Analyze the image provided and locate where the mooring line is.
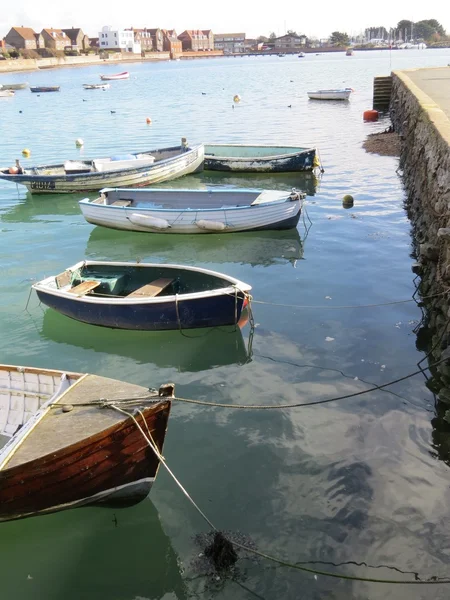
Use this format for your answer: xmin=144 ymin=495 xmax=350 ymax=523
xmin=251 ymin=289 xmax=448 ymax=311
xmin=108 ymin=403 xmax=450 ymax=585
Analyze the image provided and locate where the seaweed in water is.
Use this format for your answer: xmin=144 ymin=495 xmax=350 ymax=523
xmin=192 ymin=530 xmax=259 ymax=579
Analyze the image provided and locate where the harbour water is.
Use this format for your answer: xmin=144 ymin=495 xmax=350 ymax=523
xmin=1 ymin=49 xmax=450 ymax=599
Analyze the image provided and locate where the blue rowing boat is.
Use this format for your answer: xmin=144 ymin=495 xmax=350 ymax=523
xmin=32 ymin=260 xmax=252 ymax=331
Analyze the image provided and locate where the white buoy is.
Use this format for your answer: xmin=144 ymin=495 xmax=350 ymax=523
xmin=75 ymin=138 xmax=84 ymax=147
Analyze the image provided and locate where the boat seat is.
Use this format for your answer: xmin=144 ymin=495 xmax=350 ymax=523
xmin=110 ymin=200 xmax=132 ymax=207
xmin=128 ymin=278 xmax=174 ymax=298
xmin=55 ymin=271 xmax=72 ymax=289
xmin=68 ymin=280 xmax=101 ymax=296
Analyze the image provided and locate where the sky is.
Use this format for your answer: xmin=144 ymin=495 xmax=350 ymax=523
xmin=1 ymin=0 xmax=449 ymax=40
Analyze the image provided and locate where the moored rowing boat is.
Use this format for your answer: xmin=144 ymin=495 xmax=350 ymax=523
xmin=0 ymin=364 xmax=172 ymax=521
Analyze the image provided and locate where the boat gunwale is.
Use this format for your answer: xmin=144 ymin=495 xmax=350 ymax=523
xmin=32 ymin=260 xmax=252 ymax=304
xmin=81 ymin=187 xmax=300 ymax=212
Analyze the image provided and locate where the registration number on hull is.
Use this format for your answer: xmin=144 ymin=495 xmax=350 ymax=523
xmin=30 ymin=181 xmax=56 ymax=191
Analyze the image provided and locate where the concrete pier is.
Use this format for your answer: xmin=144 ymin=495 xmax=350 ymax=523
xmin=390 ymin=67 xmax=450 ymax=399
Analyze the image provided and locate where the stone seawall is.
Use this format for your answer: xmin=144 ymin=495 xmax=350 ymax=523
xmin=390 ymin=70 xmax=450 ymax=399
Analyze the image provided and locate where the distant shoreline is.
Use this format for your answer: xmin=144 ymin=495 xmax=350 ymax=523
xmin=0 ymin=45 xmax=445 ymax=76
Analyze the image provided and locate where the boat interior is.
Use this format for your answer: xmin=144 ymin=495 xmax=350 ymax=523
xmin=95 ymin=189 xmax=287 ymax=209
xmin=0 ymin=367 xmax=79 ymax=440
xmin=50 ymin=264 xmax=234 ymax=299
xmin=205 ymin=145 xmax=307 ymax=157
xmin=0 ymin=147 xmax=189 ymax=177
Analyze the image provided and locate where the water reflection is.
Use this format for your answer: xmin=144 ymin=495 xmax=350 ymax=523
xmin=0 ymin=500 xmax=188 ymax=600
xmin=40 ymin=309 xmax=253 ymax=372
xmin=86 ymin=226 xmax=304 ymax=267
xmin=0 ymin=192 xmax=85 ymax=222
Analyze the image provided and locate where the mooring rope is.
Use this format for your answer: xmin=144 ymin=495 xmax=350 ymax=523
xmin=106 ymin=402 xmax=450 ymax=585
xmin=251 ymin=289 xmax=448 ymax=311
xmin=54 ymin=356 xmax=450 ymax=411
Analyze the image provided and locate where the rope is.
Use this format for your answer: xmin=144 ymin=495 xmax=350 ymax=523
xmin=251 ymin=290 xmax=448 ymax=311
xmin=106 ymin=403 xmax=450 ymax=585
xmin=55 ymin=356 xmax=450 ymax=412
xmin=171 ymin=356 xmax=449 ymax=410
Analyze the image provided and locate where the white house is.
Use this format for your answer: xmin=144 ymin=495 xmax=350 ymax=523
xmin=98 ymin=26 xmax=141 ymax=53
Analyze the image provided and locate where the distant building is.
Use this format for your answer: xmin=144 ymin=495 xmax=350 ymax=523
xmin=274 ymin=34 xmax=307 ymax=48
xmin=41 ymin=29 xmax=70 ymax=51
xmin=127 ymin=28 xmax=163 ymax=52
xmin=4 ymin=26 xmax=40 ymax=50
xmin=178 ymin=30 xmax=212 ymax=51
xmin=214 ymin=33 xmax=245 ymax=53
xmin=62 ymin=28 xmax=90 ymax=51
xmin=89 ymin=37 xmax=99 ymax=48
xmin=162 ymin=29 xmax=182 ymax=54
xmin=202 ymin=30 xmax=214 ymax=49
xmin=98 ymin=26 xmax=141 ymax=53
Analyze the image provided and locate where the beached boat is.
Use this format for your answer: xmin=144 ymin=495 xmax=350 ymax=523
xmin=0 ymin=90 xmax=14 ymax=98
xmin=100 ymin=72 xmax=129 ymax=81
xmin=0 ymin=83 xmax=28 ymax=90
xmin=30 ymin=86 xmax=60 ymax=93
xmin=0 ymin=142 xmax=204 ymax=194
xmin=298 ymin=52 xmax=306 ymax=58
xmin=79 ymin=187 xmax=305 ymax=234
xmin=204 ymin=144 xmax=317 ymax=172
xmin=0 ymin=363 xmax=172 ymax=522
xmin=83 ymin=83 xmax=110 ymax=90
xmin=33 ymin=260 xmax=252 ymax=330
xmin=307 ymin=88 xmax=352 ymax=100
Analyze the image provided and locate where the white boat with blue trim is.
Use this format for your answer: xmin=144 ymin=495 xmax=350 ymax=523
xmin=79 ymin=187 xmax=305 ymax=234
xmin=0 ymin=140 xmax=204 ymax=194
xmin=204 ymin=144 xmax=317 ymax=172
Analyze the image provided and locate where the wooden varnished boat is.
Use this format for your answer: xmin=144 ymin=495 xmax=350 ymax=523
xmin=0 ymin=364 xmax=172 ymax=522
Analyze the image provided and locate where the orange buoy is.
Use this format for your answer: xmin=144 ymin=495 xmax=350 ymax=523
xmin=363 ymin=109 xmax=379 ymax=122
xmin=146 ymin=117 xmax=152 ymax=124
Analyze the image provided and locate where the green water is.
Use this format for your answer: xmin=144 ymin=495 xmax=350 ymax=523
xmin=1 ymin=49 xmax=450 ymax=599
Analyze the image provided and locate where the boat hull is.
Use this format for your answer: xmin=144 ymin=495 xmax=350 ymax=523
xmin=35 ymin=287 xmax=247 ymax=330
xmin=0 ymin=145 xmax=204 ymax=194
xmin=80 ymin=196 xmax=301 ymax=234
xmin=204 ymin=145 xmax=316 ymax=172
xmin=0 ymin=401 xmax=170 ymax=522
xmin=307 ymin=90 xmax=351 ymax=100
xmin=30 ymin=87 xmax=60 ymax=93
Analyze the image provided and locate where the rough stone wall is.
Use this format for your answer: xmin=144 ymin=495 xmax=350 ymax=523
xmin=390 ymin=71 xmax=450 ymax=398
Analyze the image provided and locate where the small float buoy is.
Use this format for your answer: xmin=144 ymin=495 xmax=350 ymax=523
xmin=75 ymin=138 xmax=84 ymax=147
xmin=146 ymin=117 xmax=152 ymax=124
xmin=233 ymin=94 xmax=241 ymax=103
xmin=343 ymin=194 xmax=354 ymax=208
xmin=363 ymin=109 xmax=379 ymax=122
xmin=22 ymin=148 xmax=31 ymax=157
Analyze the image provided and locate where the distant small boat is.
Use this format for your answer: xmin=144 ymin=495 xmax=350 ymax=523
xmin=83 ymin=83 xmax=110 ymax=90
xmin=33 ymin=260 xmax=252 ymax=330
xmin=307 ymin=88 xmax=352 ymax=100
xmin=0 ymin=82 xmax=28 ymax=90
xmin=30 ymin=86 xmax=60 ymax=93
xmin=277 ymin=53 xmax=286 ymax=57
xmin=79 ymin=187 xmax=305 ymax=234
xmin=0 ymin=363 xmax=172 ymax=522
xmin=0 ymin=90 xmax=14 ymax=98
xmin=204 ymin=144 xmax=317 ymax=172
xmin=298 ymin=52 xmax=306 ymax=58
xmin=346 ymin=48 xmax=354 ymax=56
xmin=100 ymin=72 xmax=129 ymax=81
